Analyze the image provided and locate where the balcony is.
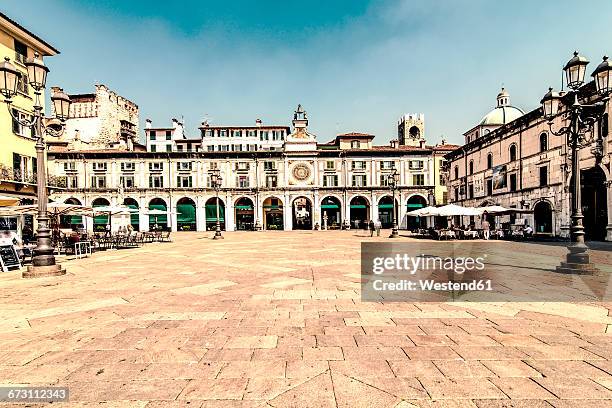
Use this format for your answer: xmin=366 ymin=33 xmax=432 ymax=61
xmin=0 ymin=165 xmax=67 ymax=188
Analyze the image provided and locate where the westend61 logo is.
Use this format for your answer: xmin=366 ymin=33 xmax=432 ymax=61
xmin=372 ymin=254 xmax=486 ymax=275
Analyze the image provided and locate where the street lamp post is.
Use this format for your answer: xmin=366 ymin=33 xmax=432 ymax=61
xmin=0 ymin=55 xmax=71 ymax=278
xmin=540 ymin=52 xmax=612 ymax=274
xmin=210 ymin=169 xmax=224 ymax=240
xmin=388 ymin=169 xmax=399 ymax=238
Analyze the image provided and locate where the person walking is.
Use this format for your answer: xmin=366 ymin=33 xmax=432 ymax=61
xmin=374 ymin=219 xmax=381 ymax=236
xmin=368 ymin=220 xmax=375 ymax=237
xmin=482 ymin=218 xmax=490 ymax=240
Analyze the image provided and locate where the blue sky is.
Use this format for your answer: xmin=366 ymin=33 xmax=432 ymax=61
xmin=4 ymin=0 xmax=612 ymax=144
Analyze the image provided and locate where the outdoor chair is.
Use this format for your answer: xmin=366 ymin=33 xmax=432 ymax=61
xmin=160 ymin=231 xmax=171 ymax=242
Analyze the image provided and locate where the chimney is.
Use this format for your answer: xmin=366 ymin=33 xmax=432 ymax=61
xmin=145 ymin=119 xmax=152 ymax=129
xmin=390 ymin=139 xmax=398 ymax=149
xmin=172 ymin=118 xmax=178 ymax=129
xmin=255 ymin=118 xmax=262 ymax=127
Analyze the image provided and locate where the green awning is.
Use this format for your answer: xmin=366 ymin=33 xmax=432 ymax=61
xmin=177 ymin=203 xmax=196 ymax=223
xmin=350 ymin=205 xmax=367 ymax=209
xmin=263 ymin=205 xmax=280 ymax=209
xmin=321 ymin=204 xmax=339 ymax=209
xmin=378 ymin=204 xmax=394 ymax=209
xmin=93 ymin=204 xmax=109 ymax=225
xmin=205 ymin=204 xmax=225 ymax=222
xmin=407 ymin=203 xmax=425 ymax=208
xmin=149 ymin=204 xmax=167 ymax=225
xmin=235 ymin=205 xmax=253 ymax=210
xmin=126 ymin=204 xmax=139 ymax=225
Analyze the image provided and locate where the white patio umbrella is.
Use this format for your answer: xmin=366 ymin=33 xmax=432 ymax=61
xmin=11 ymin=203 xmax=93 ymax=216
xmin=433 ymin=204 xmax=482 ymax=217
xmin=478 ymin=205 xmax=509 ymax=214
xmin=92 ymin=205 xmax=139 ymax=215
xmin=405 ymin=206 xmax=437 ymax=216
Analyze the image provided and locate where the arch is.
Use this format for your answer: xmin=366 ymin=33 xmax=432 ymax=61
xmin=509 ymin=143 xmax=517 ymax=161
xmin=454 ymin=166 xmax=459 ymax=179
xmin=409 ymin=126 xmax=420 ymax=139
xmin=92 ymin=197 xmax=110 ymax=232
xmin=377 ymin=195 xmax=399 ymax=229
xmin=148 ymin=197 xmax=168 ymax=231
xmin=292 ymin=196 xmax=313 ymax=230
xmin=60 ymin=197 xmax=83 ymax=229
xmin=539 ymin=132 xmax=548 ymax=152
xmin=262 ymin=196 xmax=283 ymax=230
xmin=176 ymin=197 xmax=196 ymax=231
xmin=235 ymin=196 xmax=255 ymax=231
xmin=533 ymin=200 xmax=553 ymax=234
xmin=405 ymin=194 xmax=427 ymax=231
xmin=349 ymin=195 xmax=370 ymax=229
xmin=123 ymin=197 xmax=140 ymax=231
xmin=487 ymin=153 xmax=493 ymax=169
xmin=581 ymin=166 xmax=608 ymax=240
xmin=320 ymin=196 xmax=342 ymax=229
xmin=205 ymin=196 xmax=225 ymax=231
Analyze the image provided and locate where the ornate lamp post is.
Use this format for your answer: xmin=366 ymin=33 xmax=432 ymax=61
xmin=210 ymin=169 xmax=224 ymax=240
xmin=540 ymin=51 xmax=612 ymax=274
xmin=0 ymin=55 xmax=71 ymax=278
xmin=388 ymin=168 xmax=400 ymax=238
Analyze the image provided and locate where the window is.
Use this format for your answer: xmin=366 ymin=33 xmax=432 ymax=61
xmin=177 ymin=145 xmax=183 ymax=152
xmin=260 ymin=131 xmax=269 ymax=141
xmin=412 ymin=174 xmax=425 ymax=186
xmin=92 ymin=162 xmax=107 ymax=171
xmin=454 ymin=166 xmax=459 ymax=179
xmin=468 ymin=183 xmax=474 ymax=198
xmin=600 ymin=113 xmax=609 ymax=137
xmin=509 ymin=144 xmax=517 ymax=161
xmin=352 ymin=174 xmax=367 ymax=187
xmin=248 ymin=130 xmax=256 ymax=137
xmin=487 ymin=153 xmax=493 ymax=169
xmin=16 ymin=73 xmax=28 ymax=95
xmin=177 ymin=162 xmax=192 ymax=171
xmin=204 ymin=129 xmax=213 ymax=137
xmin=149 ymin=162 xmax=163 ymax=171
xmin=439 ymin=173 xmax=445 ymax=185
xmin=166 ymin=145 xmax=172 ymax=152
xmin=149 ymin=130 xmax=156 ymax=140
xmin=469 ymin=160 xmax=474 ymax=175
xmin=486 ymin=179 xmax=493 ymax=195
xmin=236 ymin=162 xmax=250 ymax=171
xmin=380 ymin=175 xmax=390 ymax=187
xmin=266 ymin=175 xmax=277 ymax=187
xmin=539 ymin=166 xmax=548 ymax=186
xmin=325 ymin=161 xmax=335 ymax=170
xmin=14 ymin=39 xmax=27 ymax=64
xmin=264 ymin=161 xmax=276 ymax=171
xmin=64 ymin=162 xmax=76 ymax=172
xmin=237 ymin=175 xmax=249 ymax=188
xmin=350 ymin=140 xmax=361 ymax=149
xmin=454 ymin=187 xmax=459 ymax=201
xmin=272 ymin=130 xmax=281 ymax=140
xmin=166 ymin=130 xmax=172 ymax=140
xmin=121 ymin=162 xmax=135 ymax=172
xmin=207 ymin=145 xmax=214 ymax=152
xmin=409 ymin=160 xmax=424 ymax=170
xmin=150 ymin=145 xmax=156 ymax=152
xmin=233 ymin=130 xmax=241 ymax=137
xmin=220 ymin=130 xmax=228 ymax=137
xmin=120 ymin=176 xmax=135 ymax=188
xmin=12 ymin=109 xmax=33 ymax=137
xmin=539 ymin=133 xmax=548 ymax=152
xmin=509 ymin=173 xmax=517 ymax=192
xmin=323 ymin=174 xmax=338 ymax=187
xmin=219 ymin=145 xmax=229 ymax=152
xmin=381 ymin=161 xmax=395 ymax=170
xmin=177 ymin=175 xmax=193 ymax=188
xmin=352 ymin=161 xmax=366 ymax=170
xmin=66 ymin=176 xmax=78 ymax=189
xmin=209 ymin=162 xmax=218 ymax=170
xmin=149 ymin=175 xmax=163 ymax=188
xmin=91 ymin=176 xmax=106 ymax=189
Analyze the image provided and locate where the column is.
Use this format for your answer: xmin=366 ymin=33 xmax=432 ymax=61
xmin=196 ymin=195 xmax=206 ymax=232
xmin=371 ymin=192 xmax=378 ymax=223
xmin=169 ymin=197 xmax=177 ymax=232
xmin=225 ymin=192 xmax=235 ymax=231
xmin=607 ymin=180 xmax=612 ymax=241
xmin=284 ymin=193 xmax=293 ymax=231
xmin=139 ymin=195 xmax=149 ymax=232
xmin=313 ymin=190 xmax=320 ymax=229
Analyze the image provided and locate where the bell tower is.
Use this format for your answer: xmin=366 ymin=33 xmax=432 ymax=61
xmin=398 ymin=113 xmax=425 ymax=147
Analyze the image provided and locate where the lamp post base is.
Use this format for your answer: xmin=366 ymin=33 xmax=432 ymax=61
xmin=23 ymin=264 xmax=66 ymax=279
xmin=556 ymin=261 xmax=598 ymax=275
xmin=389 ymin=228 xmax=399 ymax=238
xmin=213 ymin=230 xmax=224 ymax=240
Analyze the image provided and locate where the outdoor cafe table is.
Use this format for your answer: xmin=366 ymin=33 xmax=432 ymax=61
xmin=463 ymin=230 xmax=480 ymax=239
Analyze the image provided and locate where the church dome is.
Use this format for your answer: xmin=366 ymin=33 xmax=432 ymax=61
xmin=479 ymin=87 xmax=525 ymax=125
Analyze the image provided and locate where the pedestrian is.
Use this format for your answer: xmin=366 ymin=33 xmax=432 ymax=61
xmin=368 ymin=220 xmax=375 ymax=237
xmin=482 ymin=218 xmax=490 ymax=240
xmin=105 ymin=223 xmax=111 ymax=237
xmin=375 ymin=219 xmax=381 ymax=236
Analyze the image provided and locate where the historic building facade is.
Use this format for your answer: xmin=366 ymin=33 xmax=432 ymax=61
xmin=445 ymin=87 xmax=612 ymax=241
xmin=48 ymin=106 xmax=456 ymax=232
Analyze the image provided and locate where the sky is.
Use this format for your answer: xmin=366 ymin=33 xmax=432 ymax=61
xmin=4 ymin=0 xmax=612 ymax=145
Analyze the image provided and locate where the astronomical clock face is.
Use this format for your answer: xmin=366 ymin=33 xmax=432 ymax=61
xmin=289 ymin=162 xmax=314 ymax=185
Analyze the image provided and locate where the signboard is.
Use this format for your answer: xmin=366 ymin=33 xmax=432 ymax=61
xmin=473 ymin=173 xmax=485 ymax=197
xmin=492 ymin=165 xmax=507 ymax=190
xmin=0 ymin=244 xmax=21 ymax=272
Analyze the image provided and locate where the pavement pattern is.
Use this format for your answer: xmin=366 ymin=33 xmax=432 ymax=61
xmin=0 ymin=230 xmax=611 ymax=407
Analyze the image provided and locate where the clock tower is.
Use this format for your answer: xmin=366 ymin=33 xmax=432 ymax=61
xmin=398 ymin=113 xmax=425 ymax=147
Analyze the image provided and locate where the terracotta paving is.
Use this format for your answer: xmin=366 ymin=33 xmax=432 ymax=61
xmin=0 ymin=230 xmax=611 ymax=407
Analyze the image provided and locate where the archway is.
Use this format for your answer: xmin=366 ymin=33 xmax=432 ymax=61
xmin=350 ymin=196 xmax=370 ymax=229
xmin=148 ymin=198 xmax=168 ymax=231
xmin=235 ymin=197 xmax=255 ymax=231
xmin=378 ymin=196 xmax=398 ymax=229
xmin=406 ymin=195 xmax=427 ymax=231
xmin=263 ymin=196 xmax=283 ymax=230
xmin=534 ymin=201 xmax=553 ymax=234
xmin=292 ymin=196 xmax=312 ymax=230
xmin=321 ymin=196 xmax=342 ymax=229
xmin=409 ymin=126 xmax=421 ymax=139
xmin=582 ymin=166 xmax=607 ymax=240
xmin=205 ymin=197 xmax=225 ymax=231
xmin=60 ymin=197 xmax=83 ymax=229
xmin=176 ymin=197 xmax=196 ymax=231
xmin=92 ymin=197 xmax=110 ymax=232
xmin=123 ymin=197 xmax=139 ymax=231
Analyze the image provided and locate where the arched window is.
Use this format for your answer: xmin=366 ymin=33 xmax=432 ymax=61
xmin=539 ymin=133 xmax=548 ymax=152
xmin=454 ymin=166 xmax=459 ymax=179
xmin=469 ymin=160 xmax=474 ymax=175
xmin=350 ymin=140 xmax=360 ymax=149
xmin=509 ymin=144 xmax=517 ymax=161
xmin=487 ymin=153 xmax=493 ymax=169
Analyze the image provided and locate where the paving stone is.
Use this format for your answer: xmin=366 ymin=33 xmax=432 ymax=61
xmin=419 ymin=378 xmax=507 ymax=399
xmin=534 ymin=377 xmax=612 ymax=399
xmin=488 ymin=377 xmax=557 ymax=399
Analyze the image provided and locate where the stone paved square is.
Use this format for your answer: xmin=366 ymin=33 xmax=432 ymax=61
xmin=0 ymin=230 xmax=611 ymax=407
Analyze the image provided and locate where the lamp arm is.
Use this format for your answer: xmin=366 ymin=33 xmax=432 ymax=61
xmin=547 ymin=121 xmax=569 ymax=137
xmin=41 ymin=121 xmax=66 ymax=138
xmin=5 ymin=101 xmax=38 ymax=128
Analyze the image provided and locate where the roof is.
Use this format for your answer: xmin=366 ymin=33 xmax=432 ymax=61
xmin=199 ymin=125 xmax=290 ymax=130
xmin=0 ymin=12 xmax=59 ymax=55
xmin=479 ymin=106 xmax=525 ymax=126
xmin=336 ymin=132 xmax=375 ymax=139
